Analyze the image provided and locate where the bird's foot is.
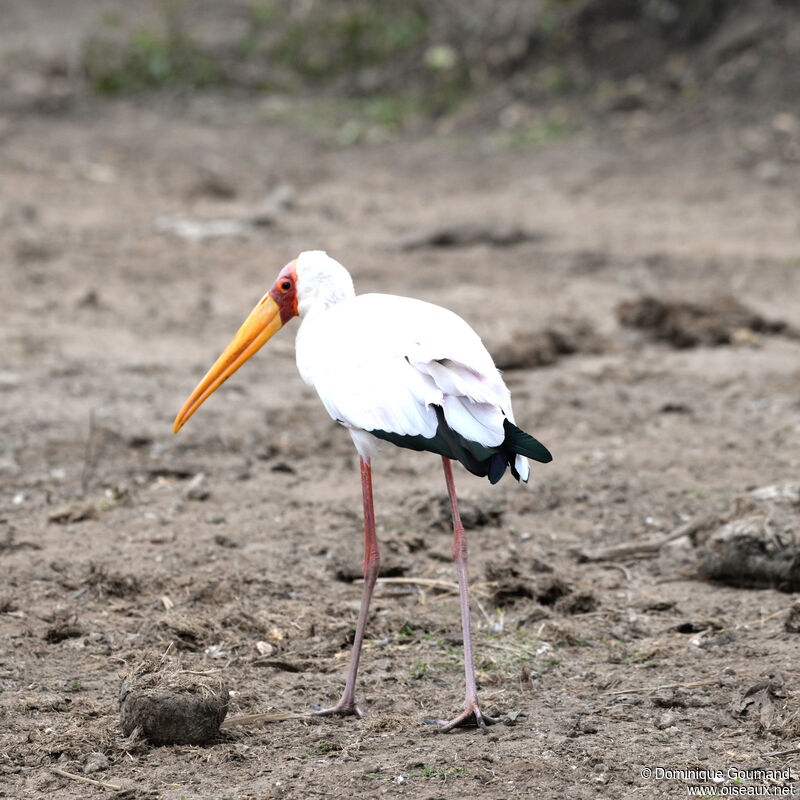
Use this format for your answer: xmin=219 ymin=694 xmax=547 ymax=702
xmin=424 ymin=700 xmax=505 ymax=733
xmin=309 ymin=698 xmax=363 ymax=719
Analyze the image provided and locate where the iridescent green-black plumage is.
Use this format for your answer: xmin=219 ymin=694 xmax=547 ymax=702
xmin=369 ymin=405 xmax=551 ymax=484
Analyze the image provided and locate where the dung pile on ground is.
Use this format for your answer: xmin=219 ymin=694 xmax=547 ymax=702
xmin=484 ymin=559 xmax=596 ymax=614
xmin=389 ymin=223 xmax=542 ymax=251
xmin=616 ymin=295 xmax=791 ymax=348
xmin=700 ymin=483 xmax=800 ymax=592
xmin=414 ymin=493 xmax=504 ymax=531
xmin=83 ymin=561 xmax=142 ymax=598
xmin=492 ymin=317 xmax=604 ymax=370
xmin=119 ymin=653 xmax=229 ymax=746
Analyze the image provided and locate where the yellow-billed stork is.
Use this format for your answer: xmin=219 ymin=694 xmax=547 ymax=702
xmin=173 ymin=250 xmax=552 ymax=731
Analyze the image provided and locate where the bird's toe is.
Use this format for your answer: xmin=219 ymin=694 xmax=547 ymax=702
xmin=423 ymin=704 xmax=505 ymax=733
xmin=309 ymin=700 xmax=363 ymax=719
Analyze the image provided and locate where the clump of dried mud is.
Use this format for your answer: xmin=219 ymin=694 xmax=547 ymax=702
xmin=617 ymin=295 xmax=792 ymax=348
xmin=119 ymin=653 xmax=229 ymax=746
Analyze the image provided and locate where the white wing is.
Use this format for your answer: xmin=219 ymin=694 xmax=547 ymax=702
xmin=295 ymin=293 xmax=528 ymax=479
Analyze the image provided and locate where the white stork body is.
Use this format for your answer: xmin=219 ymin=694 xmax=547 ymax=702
xmin=295 ymin=292 xmax=530 ymax=481
xmin=173 ymin=250 xmax=551 ymax=731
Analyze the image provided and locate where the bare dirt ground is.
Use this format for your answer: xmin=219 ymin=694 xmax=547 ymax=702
xmin=3 ymin=5 xmax=800 ymax=800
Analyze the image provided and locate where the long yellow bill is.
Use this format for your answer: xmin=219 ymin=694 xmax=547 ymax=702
xmin=173 ymin=293 xmax=283 ymax=433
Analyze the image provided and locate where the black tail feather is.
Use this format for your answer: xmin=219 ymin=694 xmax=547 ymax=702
xmin=368 ymin=406 xmax=552 ymax=484
xmin=487 ymin=452 xmax=508 ymax=484
xmin=502 ymin=419 xmax=553 ymax=464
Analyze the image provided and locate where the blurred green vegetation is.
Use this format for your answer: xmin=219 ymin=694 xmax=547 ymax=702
xmin=492 ymin=111 xmax=574 ymax=150
xmin=82 ymin=5 xmax=224 ymax=92
xmin=81 ymin=2 xmax=464 ymax=96
xmin=81 ymin=1 xmax=475 ymax=136
xmin=264 ymin=3 xmax=429 ymax=79
xmin=78 ymin=0 xmax=761 ymax=138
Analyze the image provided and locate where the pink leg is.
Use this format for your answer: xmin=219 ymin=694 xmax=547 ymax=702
xmin=426 ymin=457 xmax=505 ymax=732
xmin=312 ymin=457 xmax=379 ymax=718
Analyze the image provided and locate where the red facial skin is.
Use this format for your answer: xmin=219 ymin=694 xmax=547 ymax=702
xmin=268 ymin=261 xmax=299 ymax=325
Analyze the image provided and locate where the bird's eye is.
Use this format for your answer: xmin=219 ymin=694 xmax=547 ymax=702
xmin=280 ymin=280 xmax=292 ymax=292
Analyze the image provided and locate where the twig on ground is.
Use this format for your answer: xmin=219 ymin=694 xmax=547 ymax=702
xmin=763 ymin=747 xmax=800 ymax=758
xmin=356 ymin=576 xmax=495 ymax=602
xmin=80 ymin=410 xmax=97 ymax=496
xmin=601 ymin=562 xmax=633 ymax=581
xmin=575 ymin=514 xmax=719 ymax=563
xmin=482 ymin=641 xmax=538 ymax=657
xmin=354 ymin=577 xmax=459 ymax=591
xmin=220 ymin=712 xmax=309 ymax=728
xmin=51 ymin=768 xmax=122 ymax=791
xmin=179 ymin=666 xmax=229 ymax=676
xmin=608 ymin=679 xmax=718 ymax=696
xmin=474 ymin=597 xmax=494 ymax=627
xmin=734 ymin=607 xmax=786 ymax=630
